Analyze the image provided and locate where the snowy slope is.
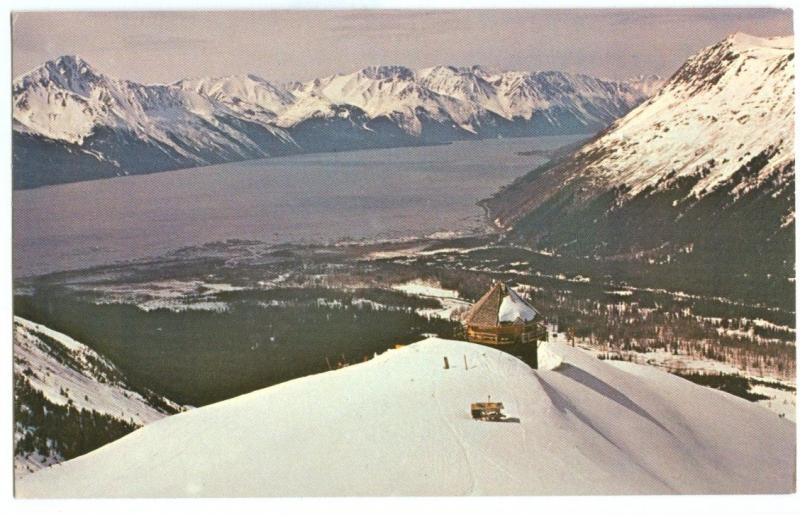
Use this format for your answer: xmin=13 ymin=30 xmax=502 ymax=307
xmin=13 ymin=316 xmax=181 ymax=478
xmin=483 ymin=33 xmax=794 ymax=271
xmin=13 ymin=316 xmax=180 ymax=422
xmin=16 ymin=337 xmax=794 ymax=497
xmin=576 ymin=33 xmax=794 ymax=201
xmin=175 ymin=74 xmax=296 ymax=126
xmin=13 ymin=57 xmax=659 ymax=188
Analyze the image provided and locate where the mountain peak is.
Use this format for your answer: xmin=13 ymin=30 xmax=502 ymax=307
xmin=51 ymin=54 xmax=90 ymax=67
xmin=357 ymin=65 xmax=415 ymax=81
xmin=15 ymin=54 xmax=105 ymax=93
xmin=591 ymin=31 xmax=794 ymax=198
xmin=724 ymin=32 xmax=794 ymax=50
xmin=42 ymin=54 xmax=101 ymax=79
xmin=421 ymin=64 xmax=460 ymax=74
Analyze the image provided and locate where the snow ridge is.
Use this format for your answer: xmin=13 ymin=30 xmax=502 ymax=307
xmin=16 ymin=337 xmax=794 ymax=497
xmin=281 ymin=65 xmax=657 ymax=135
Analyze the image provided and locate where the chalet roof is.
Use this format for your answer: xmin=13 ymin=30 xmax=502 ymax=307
xmin=463 ymin=282 xmax=539 ymax=327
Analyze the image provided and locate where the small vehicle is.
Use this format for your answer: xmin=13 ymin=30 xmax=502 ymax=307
xmin=470 ymin=401 xmax=506 ymax=421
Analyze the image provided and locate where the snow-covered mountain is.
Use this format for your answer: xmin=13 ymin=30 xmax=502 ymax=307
xmin=15 ymin=337 xmax=794 ymax=497
xmin=12 ymin=55 xmax=297 ymax=189
xmin=13 ymin=316 xmax=181 ymax=479
xmin=282 ymin=65 xmax=653 ymax=138
xmin=12 ymin=56 xmax=660 ymax=188
xmin=575 ymin=33 xmax=793 ymax=202
xmin=176 ymin=73 xmax=296 ymax=123
xmin=484 ymin=33 xmax=794 ymax=277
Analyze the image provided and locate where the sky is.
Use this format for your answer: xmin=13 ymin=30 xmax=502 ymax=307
xmin=11 ymin=8 xmax=794 ymax=84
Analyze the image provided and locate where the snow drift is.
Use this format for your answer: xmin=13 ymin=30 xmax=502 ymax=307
xmin=16 ymin=338 xmax=795 ymax=497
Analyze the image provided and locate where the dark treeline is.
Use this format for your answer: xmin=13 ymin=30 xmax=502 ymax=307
xmin=669 ymin=372 xmax=771 ymax=402
xmin=14 ymin=374 xmax=138 ymax=466
xmin=15 ymin=287 xmax=459 ymax=407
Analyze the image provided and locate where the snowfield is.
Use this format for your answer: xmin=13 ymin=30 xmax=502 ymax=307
xmin=391 ymin=279 xmax=471 ymax=319
xmin=16 ymin=337 xmax=794 ymax=497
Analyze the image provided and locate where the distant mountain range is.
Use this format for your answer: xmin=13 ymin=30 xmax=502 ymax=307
xmin=483 ymin=33 xmax=794 ymax=289
xmin=12 ymin=57 xmax=660 ymax=188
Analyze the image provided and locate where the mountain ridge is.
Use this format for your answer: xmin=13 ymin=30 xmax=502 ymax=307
xmin=482 ymin=33 xmax=794 ymax=287
xmin=12 ymin=57 xmax=661 ymax=189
